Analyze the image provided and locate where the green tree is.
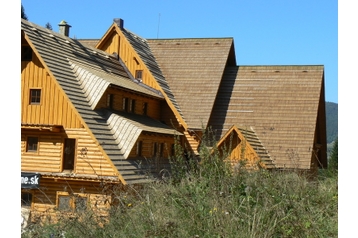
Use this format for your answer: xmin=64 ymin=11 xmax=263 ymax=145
xmin=45 ymin=22 xmax=53 ymax=30
xmin=329 ymin=138 xmax=338 ymax=171
xmin=21 ymin=4 xmax=28 ymax=20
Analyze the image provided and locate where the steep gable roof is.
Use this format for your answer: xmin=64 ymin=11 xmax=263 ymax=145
xmin=209 ymin=65 xmax=325 ymax=169
xmin=21 ymin=19 xmax=180 ymax=184
xmin=147 ymin=38 xmax=234 ymax=129
xmin=116 ymin=26 xmax=186 ymax=126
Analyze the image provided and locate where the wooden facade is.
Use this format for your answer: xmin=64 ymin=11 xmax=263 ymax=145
xmin=21 ymin=19 xmax=182 ymax=224
xmin=21 ymin=16 xmax=328 ymax=224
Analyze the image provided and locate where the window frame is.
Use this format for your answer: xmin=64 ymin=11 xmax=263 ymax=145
xmin=136 ymin=141 xmax=143 ymax=156
xmin=21 ymin=191 xmax=34 ymax=208
xmin=26 ymin=136 xmax=39 ymax=153
xmin=107 ymin=94 xmax=114 ymax=109
xmin=57 ymin=192 xmax=88 ymax=213
xmin=135 ymin=70 xmax=143 ymax=81
xmin=29 ymin=88 xmax=42 ymax=105
xmin=142 ymin=102 xmax=148 ymax=115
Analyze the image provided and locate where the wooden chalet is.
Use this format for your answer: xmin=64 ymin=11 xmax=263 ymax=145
xmin=81 ymin=18 xmax=326 ymax=173
xmin=21 ymin=17 xmax=327 ymax=222
xmin=21 ymin=19 xmax=182 ymax=223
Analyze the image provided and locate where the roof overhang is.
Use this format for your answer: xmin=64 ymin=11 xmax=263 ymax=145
xmin=21 ymin=123 xmax=63 ymax=132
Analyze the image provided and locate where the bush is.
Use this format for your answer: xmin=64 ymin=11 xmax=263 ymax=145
xmin=22 ymin=136 xmax=338 ymax=237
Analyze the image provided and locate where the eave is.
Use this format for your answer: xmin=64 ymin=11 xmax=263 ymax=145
xmin=21 ymin=123 xmax=63 ymax=132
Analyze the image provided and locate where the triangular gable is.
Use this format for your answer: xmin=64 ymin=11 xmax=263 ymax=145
xmin=216 ymin=125 xmax=266 ymax=169
xmin=96 ymin=20 xmax=188 ymax=129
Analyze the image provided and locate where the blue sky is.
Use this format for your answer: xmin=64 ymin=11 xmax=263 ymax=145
xmin=21 ymin=0 xmax=338 ymax=104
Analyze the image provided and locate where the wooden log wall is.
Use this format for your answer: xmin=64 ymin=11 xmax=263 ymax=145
xmin=23 ymin=178 xmax=113 ymax=223
xmin=21 ymin=49 xmax=82 ymax=128
xmin=96 ymin=87 xmax=162 ymax=120
xmin=128 ymin=133 xmax=175 ymax=159
xmin=21 ymin=128 xmax=117 ymax=176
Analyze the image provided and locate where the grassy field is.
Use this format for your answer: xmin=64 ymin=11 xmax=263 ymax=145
xmin=22 ymin=146 xmax=338 ymax=238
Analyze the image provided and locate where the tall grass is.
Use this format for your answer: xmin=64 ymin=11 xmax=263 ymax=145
xmin=22 ymin=142 xmax=338 ymax=238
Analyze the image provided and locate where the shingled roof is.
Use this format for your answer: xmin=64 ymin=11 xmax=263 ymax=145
xmin=21 ymin=19 xmax=181 ymax=184
xmin=209 ymin=65 xmax=326 ymax=169
xmin=147 ymin=38 xmax=235 ymax=129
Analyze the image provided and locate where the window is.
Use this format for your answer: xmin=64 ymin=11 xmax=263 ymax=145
xmin=136 ymin=141 xmax=143 ymax=156
xmin=58 ymin=193 xmax=88 ymax=212
xmin=123 ymin=97 xmax=128 ymax=111
xmin=159 ymin=143 xmax=165 ymax=157
xmin=22 ymin=46 xmax=32 ymax=61
xmin=130 ymin=99 xmax=136 ymax=113
xmin=153 ymin=142 xmax=158 ymax=157
xmin=135 ymin=70 xmax=143 ymax=81
xmin=75 ymin=196 xmax=88 ymax=212
xmin=58 ymin=195 xmax=72 ymax=211
xmin=107 ymin=94 xmax=113 ymax=109
xmin=29 ymin=89 xmax=41 ymax=105
xmin=21 ymin=192 xmax=33 ymax=207
xmin=26 ymin=137 xmax=38 ymax=152
xmin=63 ymin=138 xmax=76 ymax=170
xmin=142 ymin=102 xmax=148 ymax=115
xmin=123 ymin=97 xmax=135 ymax=113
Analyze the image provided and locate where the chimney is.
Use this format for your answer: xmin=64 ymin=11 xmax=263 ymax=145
xmin=58 ymin=20 xmax=71 ymax=37
xmin=113 ymin=18 xmax=124 ymax=29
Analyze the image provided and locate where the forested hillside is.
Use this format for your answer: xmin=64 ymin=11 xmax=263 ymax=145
xmin=326 ymin=101 xmax=338 ymax=143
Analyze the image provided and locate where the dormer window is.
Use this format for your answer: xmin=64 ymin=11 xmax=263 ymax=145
xmin=135 ymin=70 xmax=143 ymax=81
xmin=142 ymin=102 xmax=148 ymax=115
xmin=107 ymin=94 xmax=113 ymax=109
xmin=123 ymin=97 xmax=135 ymax=113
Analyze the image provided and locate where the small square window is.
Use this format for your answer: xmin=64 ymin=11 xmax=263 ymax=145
xmin=22 ymin=46 xmax=33 ymax=61
xmin=27 ymin=137 xmax=38 ymax=152
xmin=135 ymin=70 xmax=143 ymax=80
xmin=58 ymin=195 xmax=72 ymax=211
xmin=29 ymin=89 xmax=41 ymax=104
xmin=75 ymin=196 xmax=88 ymax=212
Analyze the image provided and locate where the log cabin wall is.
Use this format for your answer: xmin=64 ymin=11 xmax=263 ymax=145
xmin=21 ymin=46 xmax=82 ymax=128
xmin=96 ymin=87 xmax=162 ymax=120
xmin=128 ymin=133 xmax=176 ymax=159
xmin=21 ymin=128 xmax=118 ymax=176
xmin=22 ymin=178 xmax=114 ymax=223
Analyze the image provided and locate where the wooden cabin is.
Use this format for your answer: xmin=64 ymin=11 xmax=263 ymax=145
xmin=79 ymin=18 xmax=327 ymax=174
xmin=21 ymin=16 xmax=328 ymax=224
xmin=21 ymin=19 xmax=182 ymax=223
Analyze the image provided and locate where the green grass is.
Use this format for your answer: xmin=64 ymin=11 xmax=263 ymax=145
xmin=22 ymin=146 xmax=338 ymax=238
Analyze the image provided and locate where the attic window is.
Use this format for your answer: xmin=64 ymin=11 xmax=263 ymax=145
xmin=21 ymin=46 xmax=32 ymax=61
xmin=135 ymin=70 xmax=143 ymax=81
xmin=29 ymin=89 xmax=41 ymax=104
